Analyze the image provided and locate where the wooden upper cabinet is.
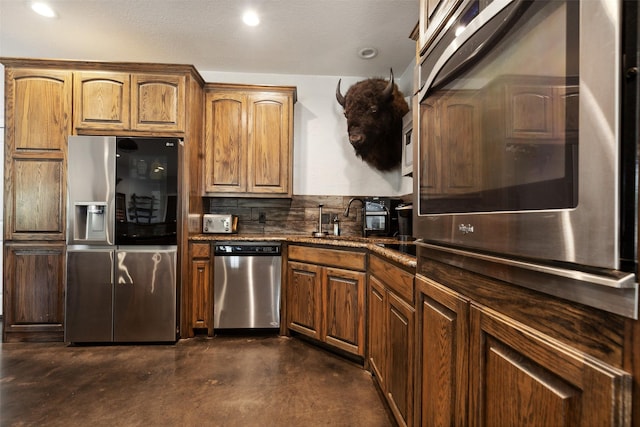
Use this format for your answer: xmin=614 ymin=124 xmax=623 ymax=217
xmin=5 ymin=68 xmax=72 ymax=241
xmin=131 ymin=73 xmax=186 ymax=132
xmin=8 ymin=68 xmax=72 ymax=153
xmin=74 ymin=71 xmax=130 ymax=130
xmin=247 ymin=92 xmax=292 ymax=194
xmin=204 ymin=91 xmax=247 ymax=193
xmin=420 ymin=90 xmax=482 ymax=197
xmin=203 ymin=84 xmax=296 ymax=197
xmin=73 ymin=71 xmax=185 ymax=132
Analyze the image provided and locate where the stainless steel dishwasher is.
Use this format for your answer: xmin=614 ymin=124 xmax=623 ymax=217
xmin=213 ymin=242 xmax=282 ymax=329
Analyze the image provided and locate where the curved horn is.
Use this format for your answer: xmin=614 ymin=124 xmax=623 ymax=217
xmin=382 ymin=68 xmax=394 ymax=101
xmin=336 ymin=79 xmax=346 ymax=107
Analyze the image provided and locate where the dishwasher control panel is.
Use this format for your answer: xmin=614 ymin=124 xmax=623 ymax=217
xmin=214 ymin=242 xmax=281 ymax=255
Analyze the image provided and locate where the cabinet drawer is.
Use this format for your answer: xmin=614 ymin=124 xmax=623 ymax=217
xmin=190 ymin=243 xmax=211 ymax=259
xmin=370 ymin=255 xmax=414 ymax=304
xmin=288 ymin=245 xmax=366 ymax=271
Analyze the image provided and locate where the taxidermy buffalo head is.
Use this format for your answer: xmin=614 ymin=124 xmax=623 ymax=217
xmin=336 ymin=69 xmax=409 ymax=171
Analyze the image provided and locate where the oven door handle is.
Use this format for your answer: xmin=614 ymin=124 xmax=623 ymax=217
xmin=421 ymin=0 xmax=532 ymax=98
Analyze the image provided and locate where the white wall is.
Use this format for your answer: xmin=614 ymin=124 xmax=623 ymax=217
xmin=199 ymin=62 xmax=414 ymax=196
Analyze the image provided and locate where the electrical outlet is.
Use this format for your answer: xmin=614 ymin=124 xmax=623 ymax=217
xmin=321 ymin=213 xmax=330 ymax=224
xmin=258 ymin=212 xmax=266 ymax=223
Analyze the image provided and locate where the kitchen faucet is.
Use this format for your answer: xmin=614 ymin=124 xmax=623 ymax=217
xmin=343 ymin=197 xmax=364 ymax=217
xmin=344 ymin=197 xmax=366 ymax=236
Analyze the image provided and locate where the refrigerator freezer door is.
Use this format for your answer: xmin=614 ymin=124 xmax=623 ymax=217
xmin=113 ymin=246 xmax=177 ymax=342
xmin=65 ymin=248 xmax=114 ymax=342
xmin=67 ymin=136 xmax=116 ymax=245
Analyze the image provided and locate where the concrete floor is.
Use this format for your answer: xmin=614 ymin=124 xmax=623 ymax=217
xmin=0 ymin=333 xmax=393 ymax=427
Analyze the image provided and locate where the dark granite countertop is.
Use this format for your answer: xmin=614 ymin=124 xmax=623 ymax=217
xmin=190 ymin=234 xmax=416 ymax=269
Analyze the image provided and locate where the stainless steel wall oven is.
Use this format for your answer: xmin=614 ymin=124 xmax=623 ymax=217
xmin=414 ymin=0 xmax=639 ymax=317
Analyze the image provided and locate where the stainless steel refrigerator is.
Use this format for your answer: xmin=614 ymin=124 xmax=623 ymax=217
xmin=65 ymin=136 xmax=179 ymax=343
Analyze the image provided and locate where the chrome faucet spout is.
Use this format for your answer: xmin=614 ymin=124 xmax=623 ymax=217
xmin=344 ymin=197 xmax=365 ymax=217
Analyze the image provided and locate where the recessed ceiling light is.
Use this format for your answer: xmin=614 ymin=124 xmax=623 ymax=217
xmin=242 ymin=10 xmax=260 ymax=27
xmin=358 ymin=47 xmax=378 ymax=60
xmin=31 ymin=2 xmax=56 ymax=18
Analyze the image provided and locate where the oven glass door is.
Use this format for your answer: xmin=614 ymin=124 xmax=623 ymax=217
xmin=418 ymin=0 xmax=579 ymax=215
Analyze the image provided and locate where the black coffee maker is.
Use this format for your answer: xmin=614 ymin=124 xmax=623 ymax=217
xmin=395 ymin=203 xmax=413 ymax=239
xmin=363 ymin=197 xmax=403 ymax=237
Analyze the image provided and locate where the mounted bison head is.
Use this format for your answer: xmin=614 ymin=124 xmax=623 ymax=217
xmin=336 ymin=69 xmax=409 ymax=171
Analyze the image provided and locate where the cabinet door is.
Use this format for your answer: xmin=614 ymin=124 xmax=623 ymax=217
xmin=440 ymin=91 xmax=482 ymax=195
xmin=419 ymin=97 xmax=442 ymax=195
xmin=368 ymin=275 xmax=388 ymax=389
xmin=387 ymin=291 xmax=415 ymax=427
xmin=73 ymin=71 xmax=130 ymax=130
xmin=5 ymin=68 xmax=71 ymax=241
xmin=247 ymin=92 xmax=292 ymax=196
xmin=416 ymin=276 xmax=469 ymax=427
xmin=3 ymin=243 xmax=65 ymax=342
xmin=505 ymin=84 xmax=554 ymax=139
xmin=323 ymin=266 xmax=366 ymax=356
xmin=204 ymin=91 xmax=247 ymax=193
xmin=131 ymin=73 xmax=185 ymax=132
xmin=190 ymin=251 xmax=212 ymax=333
xmin=287 ymin=261 xmax=323 ymax=340
xmin=469 ymin=305 xmax=631 ymax=426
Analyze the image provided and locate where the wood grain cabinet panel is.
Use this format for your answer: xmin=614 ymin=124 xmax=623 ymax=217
xmin=74 ymin=72 xmax=185 ymax=132
xmin=188 ymin=243 xmax=212 ymax=336
xmin=3 ymin=243 xmax=65 ymax=342
xmin=368 ymin=276 xmax=387 ymax=390
xmin=416 ymin=275 xmax=469 ymax=427
xmin=367 ymin=255 xmax=415 ymax=427
xmin=470 ymin=305 xmax=631 ymax=426
xmin=4 ymin=68 xmax=71 ymax=242
xmin=204 ymin=91 xmax=246 ymax=192
xmin=74 ymin=71 xmax=130 ymax=130
xmin=204 ymin=84 xmax=296 ymax=197
xmin=419 ymin=90 xmax=482 ymax=197
xmin=131 ymin=73 xmax=186 ymax=132
xmin=287 ymin=260 xmax=323 ymax=340
xmin=11 ymin=158 xmax=64 ymax=235
xmin=415 ymin=273 xmax=631 ymax=426
xmin=9 ymin=68 xmax=72 ymax=151
xmin=247 ymin=93 xmax=291 ymax=194
xmin=286 ymin=245 xmax=366 ymax=356
xmin=322 ymin=266 xmax=365 ymax=355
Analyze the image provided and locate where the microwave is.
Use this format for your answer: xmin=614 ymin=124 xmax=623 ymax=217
xmin=414 ymin=0 xmax=639 ymax=317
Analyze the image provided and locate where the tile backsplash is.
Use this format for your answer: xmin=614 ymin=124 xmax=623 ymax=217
xmin=202 ymin=195 xmax=410 ymax=237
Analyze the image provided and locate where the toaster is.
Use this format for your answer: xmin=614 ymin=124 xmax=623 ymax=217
xmin=202 ymin=214 xmax=238 ymax=234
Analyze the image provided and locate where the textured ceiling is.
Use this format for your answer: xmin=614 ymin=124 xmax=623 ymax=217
xmin=0 ymin=0 xmax=419 ymax=77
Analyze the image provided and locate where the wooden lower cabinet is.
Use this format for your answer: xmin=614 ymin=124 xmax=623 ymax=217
xmin=3 ymin=242 xmax=65 ymax=342
xmin=188 ymin=242 xmax=213 ymax=336
xmin=286 ymin=245 xmax=366 ymax=357
xmin=416 ymin=274 xmax=632 ymax=426
xmin=416 ymin=275 xmax=469 ymax=426
xmin=368 ymin=255 xmax=416 ymax=427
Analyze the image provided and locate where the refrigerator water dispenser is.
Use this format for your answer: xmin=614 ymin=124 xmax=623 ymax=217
xmin=74 ymin=202 xmax=108 ymax=241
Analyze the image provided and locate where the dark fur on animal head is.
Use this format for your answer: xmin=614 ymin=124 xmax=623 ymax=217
xmin=336 ymin=69 xmax=409 ymax=171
